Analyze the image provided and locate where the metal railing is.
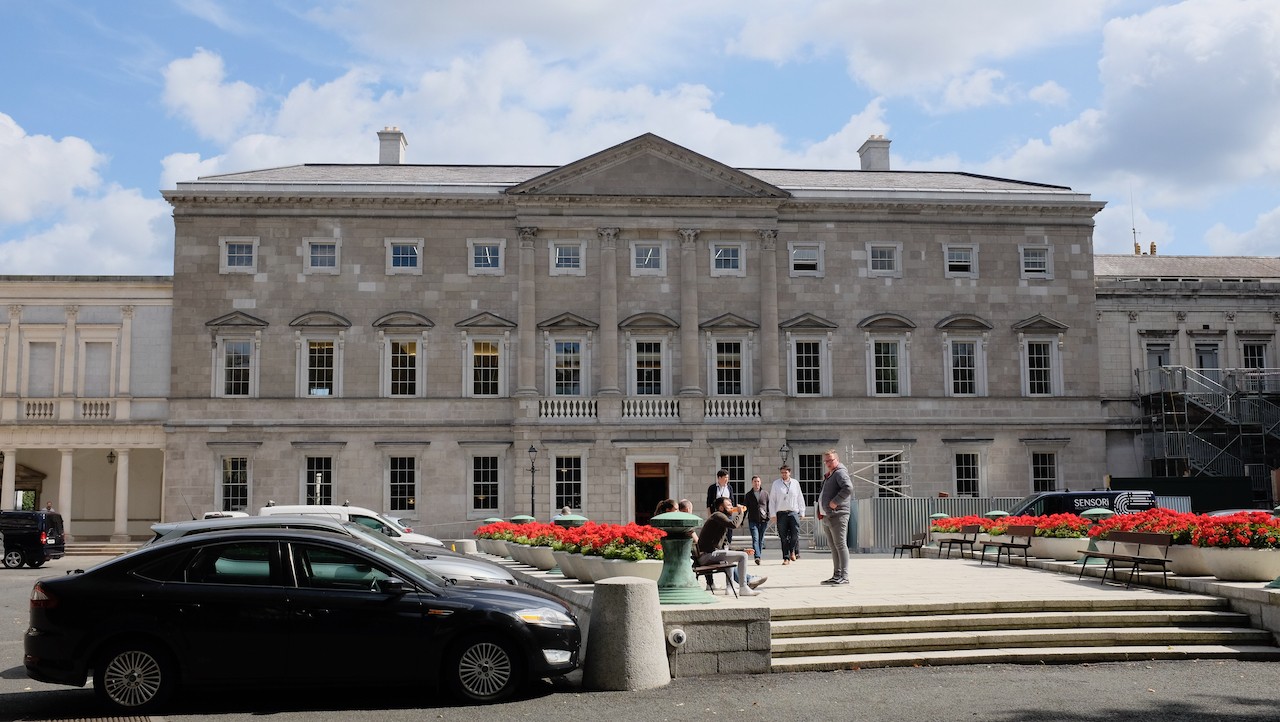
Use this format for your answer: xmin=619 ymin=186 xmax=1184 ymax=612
xmin=1144 ymin=431 xmax=1245 ymax=477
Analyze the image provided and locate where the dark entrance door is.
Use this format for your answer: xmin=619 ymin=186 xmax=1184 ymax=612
xmin=634 ymin=463 xmax=669 ymax=525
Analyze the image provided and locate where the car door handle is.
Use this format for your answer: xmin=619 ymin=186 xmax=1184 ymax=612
xmin=294 ymin=608 xmax=332 ymax=618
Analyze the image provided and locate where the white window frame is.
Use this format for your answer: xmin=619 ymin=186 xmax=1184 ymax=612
xmin=467 ymin=238 xmax=507 ymax=276
xmin=212 ymin=334 xmax=260 ymax=398
xmin=465 ymin=336 xmax=507 ymax=398
xmin=217 ymin=455 xmax=252 ymax=512
xmin=549 ymin=240 xmax=587 ymax=276
xmin=944 ymin=336 xmax=988 ymax=397
xmin=465 ymin=445 xmax=507 ymax=518
xmin=551 ymin=449 xmax=588 ymax=513
xmin=707 ymin=335 xmax=753 ymax=396
xmin=76 ymin=328 xmax=119 ymax=399
xmin=219 ymin=236 xmax=259 ymax=274
xmin=546 ymin=336 xmax=590 ymax=397
xmin=943 ymin=243 xmax=978 ymax=279
xmin=20 ymin=327 xmax=63 ymax=398
xmin=627 ymin=335 xmax=671 ymax=396
xmin=630 ymin=241 xmax=667 ymax=277
xmin=381 ymin=334 xmax=426 ymax=398
xmin=865 ymin=334 xmax=911 ymax=397
xmin=788 ymin=241 xmax=824 ymax=277
xmin=1022 ymin=439 xmax=1068 ymax=494
xmin=385 ymin=237 xmax=424 ymax=275
xmin=787 ymin=333 xmax=832 ymax=397
xmin=296 ymin=333 xmax=344 ymax=398
xmin=1019 ymin=243 xmax=1053 ymax=280
xmin=710 ymin=242 xmax=746 ymax=278
xmin=302 ymin=455 xmax=336 ymax=506
xmin=385 ymin=454 xmax=419 ymax=514
xmin=866 ymin=242 xmax=902 ymax=278
xmin=303 ymin=237 xmax=341 ymax=275
xmin=1020 ymin=334 xmax=1063 ymax=397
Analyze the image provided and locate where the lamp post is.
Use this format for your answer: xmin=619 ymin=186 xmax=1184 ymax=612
xmin=527 ymin=445 xmax=538 ymax=519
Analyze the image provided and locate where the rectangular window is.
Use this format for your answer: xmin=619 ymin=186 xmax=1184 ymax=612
xmin=306 ymin=457 xmax=333 ymax=505
xmin=220 ymin=236 xmax=258 ymax=274
xmin=554 ymin=244 xmax=581 ymax=270
xmin=468 ymin=238 xmax=506 ymax=275
xmin=1031 ymin=452 xmax=1057 ymax=493
xmin=710 ymin=243 xmax=744 ymax=276
xmin=472 ymin=456 xmax=499 ymax=511
xmin=389 ymin=457 xmax=416 ymax=512
xmin=790 ymin=243 xmax=822 ymax=276
xmin=307 ymin=341 xmax=334 ymax=396
xmin=28 ymin=342 xmax=56 ymax=397
xmin=955 ymin=453 xmax=979 ymax=497
xmin=1027 ymin=341 xmax=1053 ymax=395
xmin=951 ymin=341 xmax=977 ymax=396
xmin=221 ymin=457 xmax=249 ymax=511
xmin=1243 ymin=343 xmax=1266 ymax=369
xmin=309 ymin=241 xmax=337 ymax=269
xmin=720 ymin=454 xmax=746 ymax=499
xmin=635 ymin=341 xmax=662 ymax=395
xmin=1021 ymin=246 xmax=1050 ymax=278
xmin=869 ymin=244 xmax=898 ymax=275
xmin=226 ymin=242 xmax=255 ymax=268
xmin=223 ymin=339 xmax=252 ymax=396
xmin=876 ymin=452 xmax=904 ymax=497
xmin=715 ymin=341 xmax=743 ymax=395
xmin=554 ymin=456 xmax=582 ymax=510
xmin=472 ymin=341 xmax=500 ymax=396
xmin=874 ymin=341 xmax=900 ymax=395
xmin=554 ymin=341 xmax=582 ymax=396
xmin=797 ymin=453 xmax=823 ymax=509
xmin=946 ymin=246 xmax=974 ymax=276
xmin=390 ymin=243 xmax=419 ymax=269
xmin=632 ymin=243 xmax=664 ymax=274
xmin=389 ymin=340 xmax=417 ymax=397
xmin=795 ymin=341 xmax=822 ymax=395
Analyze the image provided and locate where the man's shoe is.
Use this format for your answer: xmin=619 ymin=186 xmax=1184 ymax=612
xmin=792 ymin=552 xmax=799 ymax=561
xmin=754 ymin=557 xmax=761 ymax=565
xmin=782 ymin=559 xmax=791 ymax=566
xmin=739 ymin=588 xmax=760 ymax=597
xmin=748 ymin=576 xmax=767 ymax=590
xmin=820 ymin=577 xmax=839 ymax=585
xmin=833 ymin=577 xmax=849 ymax=585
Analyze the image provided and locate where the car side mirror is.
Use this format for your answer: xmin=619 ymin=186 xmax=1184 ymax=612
xmin=376 ymin=577 xmax=408 ymax=595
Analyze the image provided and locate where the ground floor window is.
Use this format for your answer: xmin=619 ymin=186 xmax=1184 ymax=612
xmin=389 ymin=456 xmax=416 ymax=512
xmin=720 ymin=454 xmax=746 ymax=498
xmin=221 ymin=457 xmax=249 ymax=511
xmin=1031 ymin=452 xmax=1057 ymax=493
xmin=472 ymin=455 xmax=499 ymax=512
xmin=954 ymin=453 xmax=980 ymax=497
xmin=554 ymin=455 xmax=582 ymax=510
xmin=306 ymin=457 xmax=333 ymax=505
xmin=797 ymin=453 xmax=824 ymax=509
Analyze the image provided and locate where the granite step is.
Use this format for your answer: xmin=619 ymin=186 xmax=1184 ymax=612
xmin=771 ymin=609 xmax=1254 ymax=637
xmin=771 ymin=644 xmax=1280 ymax=672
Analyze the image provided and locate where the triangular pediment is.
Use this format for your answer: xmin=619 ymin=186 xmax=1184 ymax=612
xmin=538 ymin=312 xmax=599 ymax=330
xmin=857 ymin=313 xmax=916 ymax=330
xmin=936 ymin=313 xmax=993 ymax=331
xmin=1012 ymin=314 xmax=1069 ymax=332
xmin=372 ymin=311 xmax=434 ymax=329
xmin=699 ymin=313 xmax=759 ymax=330
xmin=456 ymin=312 xmax=517 ymax=329
xmin=289 ymin=311 xmax=351 ymax=328
xmin=206 ymin=311 xmax=268 ymax=328
xmin=620 ymin=312 xmax=680 ymax=330
xmin=507 ymin=134 xmax=789 ymax=199
xmin=780 ymin=313 xmax=838 ymax=330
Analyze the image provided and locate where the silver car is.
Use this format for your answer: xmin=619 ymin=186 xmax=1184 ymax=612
xmin=146 ymin=515 xmax=516 ymax=585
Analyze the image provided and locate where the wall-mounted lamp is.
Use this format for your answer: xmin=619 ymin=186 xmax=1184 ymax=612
xmin=779 ymin=442 xmax=791 ymax=467
xmin=107 ymin=450 xmax=117 ymax=465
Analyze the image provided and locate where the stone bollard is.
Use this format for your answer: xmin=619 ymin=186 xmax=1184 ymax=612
xmin=581 ymin=577 xmax=671 ymax=691
xmin=447 ymin=539 xmax=477 ymax=554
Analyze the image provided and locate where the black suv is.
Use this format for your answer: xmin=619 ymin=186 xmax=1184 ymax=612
xmin=1 ymin=510 xmax=66 ymax=569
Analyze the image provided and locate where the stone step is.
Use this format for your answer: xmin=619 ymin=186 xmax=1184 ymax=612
xmin=64 ymin=543 xmax=140 ymax=556
xmin=771 ymin=625 xmax=1273 ymax=657
xmin=771 ymin=609 xmax=1254 ymax=637
xmin=772 ymin=644 xmax=1280 ymax=672
xmin=769 ymin=596 xmax=1230 ymax=621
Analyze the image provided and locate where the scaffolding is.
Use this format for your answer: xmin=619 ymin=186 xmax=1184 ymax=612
xmin=842 ymin=448 xmax=910 ymax=498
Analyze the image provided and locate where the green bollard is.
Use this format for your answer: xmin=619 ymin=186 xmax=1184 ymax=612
xmin=1075 ymin=507 xmax=1115 ymax=566
xmin=649 ymin=511 xmax=717 ymax=604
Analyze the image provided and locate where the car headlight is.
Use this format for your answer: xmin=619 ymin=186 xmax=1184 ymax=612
xmin=514 ymin=606 xmax=575 ymax=628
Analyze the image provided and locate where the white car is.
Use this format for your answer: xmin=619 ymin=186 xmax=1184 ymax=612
xmin=258 ymin=503 xmax=442 ymax=546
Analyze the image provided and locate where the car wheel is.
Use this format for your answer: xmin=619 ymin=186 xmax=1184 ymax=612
xmin=93 ymin=641 xmax=176 ymax=712
xmin=446 ymin=635 xmax=523 ymax=703
xmin=2 ymin=549 xmax=24 ymax=569
xmin=27 ymin=558 xmax=45 ymax=568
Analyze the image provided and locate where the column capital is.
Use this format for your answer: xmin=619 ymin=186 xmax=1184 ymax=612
xmin=678 ymin=228 xmax=700 ymax=249
xmin=518 ymin=227 xmax=538 ymax=248
xmin=121 ymin=305 xmax=135 ymax=319
xmin=596 ymin=227 xmax=620 ymax=248
xmin=756 ymin=229 xmax=778 ymax=250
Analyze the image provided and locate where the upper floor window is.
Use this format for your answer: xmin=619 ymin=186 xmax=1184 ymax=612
xmin=788 ymin=336 xmax=830 ymax=396
xmin=553 ymin=340 xmax=584 ymax=396
xmin=217 ymin=337 xmax=256 ymax=398
xmin=711 ymin=243 xmax=745 ymax=277
xmin=633 ymin=339 xmax=665 ymax=395
xmin=304 ymin=238 xmax=341 ymax=274
xmin=865 ymin=336 xmax=910 ymax=397
xmin=219 ymin=236 xmax=259 ymax=274
xmin=550 ymin=241 xmax=586 ymax=276
xmin=468 ymin=238 xmax=506 ymax=276
xmin=303 ymin=339 xmax=338 ymax=397
xmin=788 ymin=242 xmax=824 ymax=277
xmin=385 ymin=238 xmax=423 ymax=275
xmin=631 ymin=242 xmax=666 ymax=276
xmin=470 ymin=339 xmax=503 ymax=397
xmin=1019 ymin=244 xmax=1053 ymax=280
xmin=946 ymin=338 xmax=987 ymax=397
xmin=1023 ymin=338 xmax=1058 ymax=396
xmin=867 ymin=243 xmax=902 ymax=278
xmin=714 ymin=340 xmax=744 ymax=395
xmin=384 ymin=338 xmax=423 ymax=397
xmin=944 ymin=244 xmax=977 ymax=278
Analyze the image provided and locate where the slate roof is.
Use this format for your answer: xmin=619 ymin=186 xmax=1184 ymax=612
xmin=1095 ymin=255 xmax=1280 ymax=281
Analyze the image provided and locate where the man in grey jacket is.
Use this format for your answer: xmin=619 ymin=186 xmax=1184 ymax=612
xmin=816 ymin=448 xmax=853 ymax=585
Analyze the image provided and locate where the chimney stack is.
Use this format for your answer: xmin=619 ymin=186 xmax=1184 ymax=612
xmin=377 ymin=126 xmax=407 ymax=165
xmin=1149 ymin=241 xmax=1157 ymax=256
xmin=858 ymin=135 xmax=891 ymax=171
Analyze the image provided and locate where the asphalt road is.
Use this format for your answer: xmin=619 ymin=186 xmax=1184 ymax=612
xmin=2 ymin=556 xmax=1276 ymax=722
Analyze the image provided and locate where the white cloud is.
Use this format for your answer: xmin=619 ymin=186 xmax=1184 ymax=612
xmin=162 ymin=48 xmax=261 ymax=143
xmin=1205 ymin=206 xmax=1280 ymax=256
xmin=934 ymin=69 xmax=1010 ymax=112
xmin=0 ymin=113 xmax=104 ymax=224
xmin=1028 ymin=81 xmax=1069 ymax=107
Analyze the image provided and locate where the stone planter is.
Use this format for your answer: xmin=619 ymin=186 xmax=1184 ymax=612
xmin=575 ymin=555 xmax=605 ymax=583
xmin=506 ymin=543 xmax=532 ymax=566
xmin=1165 ymin=545 xmax=1212 ymax=577
xmin=1028 ymin=536 xmax=1088 ymax=561
xmin=1202 ymin=547 xmax=1280 ymax=582
xmin=595 ymin=557 xmax=664 ymax=583
xmin=488 ymin=539 xmax=510 ymax=558
xmin=552 ymin=550 xmax=581 ymax=579
xmin=524 ymin=545 xmax=558 ymax=571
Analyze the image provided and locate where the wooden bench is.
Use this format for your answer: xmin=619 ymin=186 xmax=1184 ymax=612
xmin=1077 ymin=531 xmax=1173 ymax=588
xmin=692 ymin=551 xmax=738 ymax=597
xmin=893 ymin=532 xmax=927 ymax=558
xmin=978 ymin=525 xmax=1035 ymax=567
xmin=938 ymin=525 xmax=981 ymax=559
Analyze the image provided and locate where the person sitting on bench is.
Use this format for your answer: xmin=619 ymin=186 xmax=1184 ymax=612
xmin=696 ymin=496 xmax=766 ymax=596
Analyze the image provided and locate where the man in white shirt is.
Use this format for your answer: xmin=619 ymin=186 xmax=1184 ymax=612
xmin=769 ymin=464 xmax=805 ymax=565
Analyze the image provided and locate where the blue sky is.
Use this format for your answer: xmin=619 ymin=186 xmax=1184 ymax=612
xmin=2 ymin=0 xmax=1279 ymax=275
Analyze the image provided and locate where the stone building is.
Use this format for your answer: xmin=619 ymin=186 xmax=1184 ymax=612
xmin=159 ymin=131 xmax=1111 ymax=533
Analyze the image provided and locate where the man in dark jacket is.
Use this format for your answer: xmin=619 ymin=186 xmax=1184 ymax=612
xmin=705 ymin=468 xmax=735 ymax=544
xmin=817 ymin=449 xmax=853 ymax=585
xmin=742 ymin=475 xmax=770 ymax=564
xmin=696 ymin=496 xmax=762 ymax=596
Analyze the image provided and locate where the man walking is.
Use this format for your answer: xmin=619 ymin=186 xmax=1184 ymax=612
xmin=817 ymin=449 xmax=853 ymax=585
xmin=770 ymin=464 xmax=805 ymax=565
xmin=705 ymin=469 xmax=736 ymax=545
xmin=743 ymin=475 xmax=770 ymax=564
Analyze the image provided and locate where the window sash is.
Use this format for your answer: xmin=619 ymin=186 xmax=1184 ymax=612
xmin=634 ymin=245 xmax=661 ymax=270
xmin=713 ymin=245 xmax=740 ymax=270
xmin=226 ymin=243 xmax=255 ymax=268
xmin=797 ymin=453 xmax=823 ymax=508
xmin=635 ymin=341 xmax=662 ymax=395
xmin=951 ymin=341 xmax=977 ymax=396
xmin=310 ymin=243 xmax=337 ymax=268
xmin=306 ymin=457 xmax=333 ymax=505
xmin=875 ymin=452 xmax=903 ymax=497
xmin=389 ymin=457 xmax=416 ymax=512
xmin=472 ymin=456 xmax=499 ymax=511
xmin=1027 ymin=341 xmax=1053 ymax=395
xmin=389 ymin=341 xmax=417 ymax=396
xmin=472 ymin=341 xmax=500 ymax=396
xmin=554 ymin=245 xmax=581 ymax=269
xmin=390 ymin=244 xmax=419 ymax=268
xmin=554 ymin=341 xmax=582 ymax=396
xmin=554 ymin=456 xmax=582 ymax=510
xmin=1022 ymin=247 xmax=1048 ymax=274
xmin=720 ymin=454 xmax=747 ymax=498
xmin=1031 ymin=452 xmax=1057 ymax=492
xmin=795 ymin=341 xmax=822 ymax=395
xmin=473 ymin=244 xmax=501 ymax=269
xmin=221 ymin=457 xmax=249 ymax=511
xmin=792 ymin=247 xmax=819 ymax=272
xmin=874 ymin=341 xmax=899 ymax=395
xmin=955 ymin=453 xmax=979 ymax=497
xmin=223 ymin=340 xmax=252 ymax=396
xmin=715 ymin=341 xmax=743 ymax=395
xmin=870 ymin=247 xmax=896 ymax=272
xmin=308 ymin=341 xmax=335 ymax=396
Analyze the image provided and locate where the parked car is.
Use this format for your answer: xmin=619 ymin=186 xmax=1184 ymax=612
xmin=1006 ymin=490 xmax=1158 ymax=517
xmin=1 ymin=510 xmax=65 ymax=569
xmin=146 ymin=515 xmax=517 ymax=585
xmin=257 ymin=503 xmax=443 ymax=546
xmin=24 ymin=528 xmax=580 ymax=711
xmin=1205 ymin=508 xmax=1279 ymax=517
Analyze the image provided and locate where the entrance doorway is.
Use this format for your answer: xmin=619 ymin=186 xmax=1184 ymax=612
xmin=633 ymin=462 xmax=669 ymax=525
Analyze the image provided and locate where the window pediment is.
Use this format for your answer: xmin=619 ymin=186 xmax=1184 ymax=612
xmin=700 ymin=313 xmax=759 ymax=331
xmin=935 ymin=314 xmax=993 ymax=331
xmin=373 ymin=311 xmax=434 ymax=329
xmin=620 ymin=312 xmax=679 ymax=330
xmin=289 ymin=311 xmax=351 ymax=329
xmin=538 ymin=312 xmax=599 ymax=331
xmin=206 ymin=311 xmax=268 ymax=329
xmin=456 ymin=312 xmax=517 ymax=329
xmin=780 ymin=313 xmax=838 ymax=330
xmin=1012 ymin=314 xmax=1069 ymax=333
xmin=858 ymin=313 xmax=916 ymax=330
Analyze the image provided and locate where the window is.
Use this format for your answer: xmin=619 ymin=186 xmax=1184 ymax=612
xmin=306 ymin=457 xmax=333 ymax=505
xmin=554 ymin=455 xmax=583 ymax=510
xmin=221 ymin=457 xmax=249 ymax=511
xmin=219 ymin=236 xmax=258 ymax=274
xmin=554 ymin=340 xmax=583 ymax=396
xmin=630 ymin=241 xmax=665 ymax=276
xmin=715 ymin=341 xmax=743 ymax=395
xmin=788 ymin=242 xmax=824 ymax=277
xmin=944 ymin=244 xmax=977 ymax=278
xmin=1025 ymin=340 xmax=1055 ymax=396
xmin=947 ymin=339 xmax=987 ymax=397
xmin=955 ymin=453 xmax=980 ymax=497
xmin=295 ymin=544 xmax=394 ymax=591
xmin=633 ymin=340 xmax=664 ymax=395
xmin=307 ymin=340 xmax=336 ymax=397
xmin=792 ymin=339 xmax=824 ymax=396
xmin=550 ymin=241 xmax=586 ymax=276
xmin=304 ymin=238 xmax=340 ymax=274
xmin=720 ymin=454 xmax=747 ymax=498
xmin=867 ymin=243 xmax=902 ymax=277
xmin=1242 ymin=342 xmax=1269 ymax=392
xmin=385 ymin=238 xmax=423 ymax=275
xmin=875 ymin=452 xmax=904 ymax=497
xmin=1019 ymin=244 xmax=1052 ymax=279
xmin=471 ymin=455 xmax=499 ymax=513
xmin=385 ymin=338 xmax=421 ymax=397
xmin=873 ymin=340 xmax=901 ymax=395
xmin=389 ymin=457 xmax=416 ymax=512
xmin=216 ymin=338 xmax=256 ymax=397
xmin=468 ymin=238 xmax=506 ymax=275
xmin=1031 ymin=452 xmax=1057 ymax=492
xmin=710 ymin=243 xmax=745 ymax=277
xmin=797 ymin=453 xmax=824 ymax=509
xmin=471 ymin=340 xmax=501 ymax=397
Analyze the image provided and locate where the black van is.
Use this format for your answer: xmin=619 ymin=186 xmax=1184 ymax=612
xmin=1 ymin=510 xmax=66 ymax=569
xmin=1007 ymin=490 xmax=1158 ymax=517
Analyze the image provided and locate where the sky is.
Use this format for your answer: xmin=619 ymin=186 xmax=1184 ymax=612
xmin=2 ymin=0 xmax=1278 ymax=276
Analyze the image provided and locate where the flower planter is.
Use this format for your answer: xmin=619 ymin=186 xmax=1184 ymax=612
xmin=489 ymin=539 xmax=510 ymax=558
xmin=552 ymin=550 xmax=581 ymax=579
xmin=1028 ymin=536 xmax=1088 ymax=561
xmin=524 ymin=545 xmax=558 ymax=571
xmin=1165 ymin=545 xmax=1212 ymax=577
xmin=1202 ymin=547 xmax=1280 ymax=582
xmin=595 ymin=557 xmax=663 ymax=583
xmin=575 ymin=555 xmax=605 ymax=583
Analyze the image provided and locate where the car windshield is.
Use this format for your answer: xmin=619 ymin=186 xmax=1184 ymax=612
xmin=340 ymin=521 xmax=432 ymax=561
xmin=313 ymin=532 xmax=448 ymax=587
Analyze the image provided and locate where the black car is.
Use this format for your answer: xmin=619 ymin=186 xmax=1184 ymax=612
xmin=1006 ymin=490 xmax=1158 ymax=517
xmin=1 ymin=510 xmax=65 ymax=569
xmin=24 ymin=528 xmax=579 ymax=711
